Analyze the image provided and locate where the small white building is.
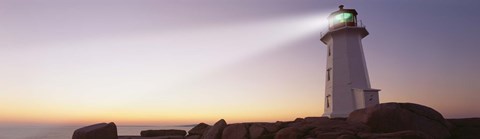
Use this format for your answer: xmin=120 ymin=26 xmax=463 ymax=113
xmin=321 ymin=5 xmax=380 ymax=118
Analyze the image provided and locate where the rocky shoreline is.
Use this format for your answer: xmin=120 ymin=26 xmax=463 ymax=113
xmin=72 ymin=103 xmax=480 ymax=139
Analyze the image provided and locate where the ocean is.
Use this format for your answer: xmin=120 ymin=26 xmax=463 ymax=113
xmin=0 ymin=125 xmax=194 ymax=139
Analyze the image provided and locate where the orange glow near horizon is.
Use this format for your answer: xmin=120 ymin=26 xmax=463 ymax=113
xmin=0 ymin=99 xmax=323 ymax=126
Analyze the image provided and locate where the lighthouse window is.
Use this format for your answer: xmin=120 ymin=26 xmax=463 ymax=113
xmin=328 ymin=46 xmax=331 ymax=56
xmin=325 ymin=94 xmax=331 ymax=108
xmin=326 ymin=98 xmax=330 ymax=108
xmin=330 ymin=12 xmax=354 ymax=27
xmin=326 ymin=95 xmax=331 ymax=108
xmin=335 ymin=13 xmax=353 ymax=23
xmin=327 ymin=68 xmax=331 ymax=81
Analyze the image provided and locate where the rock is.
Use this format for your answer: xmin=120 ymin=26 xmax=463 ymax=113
xmin=358 ymin=130 xmax=433 ymax=139
xmin=222 ymin=123 xmax=249 ymax=139
xmin=157 ymin=136 xmax=185 ymax=139
xmin=448 ymin=118 xmax=480 ymax=139
xmin=347 ymin=103 xmax=451 ymax=139
xmin=258 ymin=133 xmax=275 ymax=139
xmin=331 ymin=117 xmax=347 ymax=121
xmin=288 ymin=118 xmax=305 ymax=127
xmin=140 ymin=130 xmax=186 ymax=137
xmin=315 ymin=132 xmax=343 ymax=139
xmin=189 ymin=123 xmax=211 ymax=135
xmin=450 ymin=127 xmax=480 ymax=139
xmin=304 ymin=118 xmax=368 ymax=137
xmin=288 ymin=117 xmax=330 ymax=132
xmin=202 ymin=119 xmax=227 ymax=139
xmin=185 ymin=135 xmax=202 ymax=139
xmin=248 ymin=122 xmax=281 ymax=134
xmin=271 ymin=122 xmax=287 ymax=132
xmin=293 ymin=118 xmax=304 ymax=123
xmin=304 ymin=117 xmax=329 ymax=123
xmin=271 ymin=116 xmax=367 ymax=138
xmin=274 ymin=127 xmax=305 ymax=139
xmin=119 ymin=136 xmax=184 ymax=139
xmin=249 ymin=124 xmax=267 ymax=139
xmin=449 ymin=118 xmax=480 ymax=127
xmin=315 ymin=131 xmax=356 ymax=139
xmin=274 ymin=121 xmax=293 ymax=132
xmin=72 ymin=122 xmax=118 ymax=139
xmin=337 ymin=134 xmax=357 ymax=139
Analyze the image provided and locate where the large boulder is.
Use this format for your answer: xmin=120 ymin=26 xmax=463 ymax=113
xmin=185 ymin=135 xmax=202 ymax=139
xmin=202 ymin=119 xmax=227 ymax=139
xmin=249 ymin=124 xmax=267 ymax=139
xmin=72 ymin=122 xmax=118 ymax=139
xmin=314 ymin=132 xmax=347 ymax=139
xmin=292 ymin=117 xmax=368 ymax=138
xmin=348 ymin=102 xmax=452 ymax=139
xmin=336 ymin=134 xmax=357 ymax=139
xmin=274 ymin=127 xmax=305 ymax=139
xmin=449 ymin=118 xmax=480 ymax=127
xmin=222 ymin=123 xmax=249 ymax=139
xmin=140 ymin=129 xmax=186 ymax=137
xmin=358 ymin=130 xmax=433 ymax=139
xmin=252 ymin=122 xmax=288 ymax=133
xmin=188 ymin=123 xmax=211 ymax=135
xmin=119 ymin=136 xmax=184 ymax=139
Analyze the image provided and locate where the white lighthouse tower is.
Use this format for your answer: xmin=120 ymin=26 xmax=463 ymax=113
xmin=321 ymin=5 xmax=380 ymax=118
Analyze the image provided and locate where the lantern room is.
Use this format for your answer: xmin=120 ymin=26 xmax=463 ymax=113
xmin=328 ymin=5 xmax=359 ymax=30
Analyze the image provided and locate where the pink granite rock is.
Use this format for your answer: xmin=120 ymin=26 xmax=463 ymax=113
xmin=221 ymin=123 xmax=248 ymax=139
xmin=202 ymin=119 xmax=227 ymax=139
xmin=140 ymin=129 xmax=186 ymax=137
xmin=348 ymin=103 xmax=451 ymax=139
xmin=72 ymin=122 xmax=117 ymax=139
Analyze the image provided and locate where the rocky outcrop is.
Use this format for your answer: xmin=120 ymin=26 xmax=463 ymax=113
xmin=202 ymin=119 xmax=227 ymax=139
xmin=188 ymin=123 xmax=211 ymax=135
xmin=140 ymin=129 xmax=186 ymax=137
xmin=274 ymin=127 xmax=305 ymax=139
xmin=248 ymin=124 xmax=266 ymax=139
xmin=348 ymin=102 xmax=452 ymax=139
xmin=222 ymin=123 xmax=249 ymax=139
xmin=119 ymin=136 xmax=184 ymax=139
xmin=185 ymin=135 xmax=202 ymax=139
xmin=358 ymin=130 xmax=433 ymax=139
xmin=72 ymin=122 xmax=117 ymax=139
xmin=73 ymin=103 xmax=480 ymax=139
xmin=275 ymin=116 xmax=368 ymax=139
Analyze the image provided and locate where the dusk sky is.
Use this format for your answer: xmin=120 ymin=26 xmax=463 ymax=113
xmin=1 ymin=0 xmax=479 ymax=126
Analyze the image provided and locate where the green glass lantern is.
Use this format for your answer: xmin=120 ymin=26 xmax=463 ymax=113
xmin=328 ymin=5 xmax=358 ymax=30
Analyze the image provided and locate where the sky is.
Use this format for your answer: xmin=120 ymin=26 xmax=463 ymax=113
xmin=0 ymin=0 xmax=479 ymax=126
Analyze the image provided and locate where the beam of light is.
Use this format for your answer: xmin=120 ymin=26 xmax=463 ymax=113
xmin=108 ymin=12 xmax=331 ymax=124
xmin=0 ymin=12 xmax=330 ymax=125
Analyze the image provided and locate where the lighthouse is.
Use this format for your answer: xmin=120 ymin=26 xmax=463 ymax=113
xmin=321 ymin=5 xmax=380 ymax=118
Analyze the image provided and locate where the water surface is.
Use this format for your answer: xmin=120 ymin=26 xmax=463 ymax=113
xmin=0 ymin=125 xmax=193 ymax=139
